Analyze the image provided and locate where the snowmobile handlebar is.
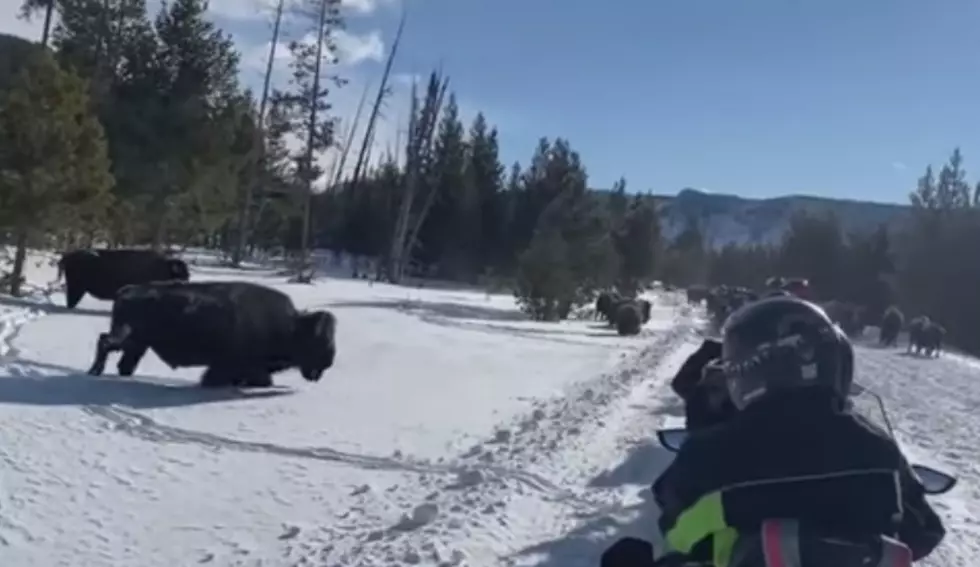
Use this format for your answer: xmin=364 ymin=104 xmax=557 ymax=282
xmin=655 ymin=427 xmax=957 ymax=496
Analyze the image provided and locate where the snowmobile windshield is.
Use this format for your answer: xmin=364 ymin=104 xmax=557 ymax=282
xmin=847 ymin=382 xmax=896 ymax=440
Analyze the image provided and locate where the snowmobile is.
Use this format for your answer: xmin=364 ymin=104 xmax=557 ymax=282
xmin=648 ymin=383 xmax=957 ymax=567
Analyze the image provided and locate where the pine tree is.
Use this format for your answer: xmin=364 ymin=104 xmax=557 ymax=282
xmin=465 ymin=113 xmax=505 ymax=271
xmin=614 ymin=194 xmax=661 ymax=295
xmin=274 ymin=0 xmax=345 ymax=265
xmin=0 ymin=50 xmax=113 ymax=294
xmin=417 ymin=93 xmax=467 ymax=275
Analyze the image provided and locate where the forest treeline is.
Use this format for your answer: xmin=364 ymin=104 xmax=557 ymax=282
xmin=0 ymin=1 xmax=978 ymax=355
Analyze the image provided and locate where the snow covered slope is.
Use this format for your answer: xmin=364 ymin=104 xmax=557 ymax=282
xmin=0 ymin=253 xmax=975 ymax=566
xmin=656 ymin=188 xmax=909 ymax=248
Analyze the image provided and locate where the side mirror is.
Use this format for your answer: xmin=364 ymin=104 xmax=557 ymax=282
xmin=656 ymin=428 xmax=688 ymax=453
xmin=912 ymin=464 xmax=958 ymax=495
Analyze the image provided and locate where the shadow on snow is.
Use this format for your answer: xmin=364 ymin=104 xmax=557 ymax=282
xmin=511 ymin=438 xmax=676 ymax=567
xmin=0 ymin=294 xmax=109 ymax=318
xmin=0 ymin=358 xmax=294 ymax=410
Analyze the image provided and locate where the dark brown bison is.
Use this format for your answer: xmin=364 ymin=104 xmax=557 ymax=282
xmin=58 ymin=249 xmax=189 ymax=309
xmin=879 ymin=306 xmax=904 ymax=347
xmin=686 ymin=285 xmax=710 ymax=305
xmin=615 ymin=302 xmax=643 ymax=336
xmin=595 ymin=291 xmax=623 ymax=321
xmin=906 ymin=316 xmax=930 ymax=355
xmin=909 ymin=317 xmax=945 ymax=358
xmin=637 ymin=299 xmax=652 ymax=323
xmin=87 ymin=281 xmax=336 ymax=388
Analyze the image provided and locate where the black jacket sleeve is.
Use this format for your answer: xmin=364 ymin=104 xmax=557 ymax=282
xmin=896 ymin=455 xmax=946 ymax=560
xmin=670 ymin=339 xmax=722 ymax=400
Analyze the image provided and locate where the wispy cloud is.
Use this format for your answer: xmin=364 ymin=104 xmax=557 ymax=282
xmin=240 ymin=28 xmax=384 ymax=72
xmin=891 ymin=161 xmax=907 ymax=171
xmin=207 ymin=0 xmax=397 ymax=22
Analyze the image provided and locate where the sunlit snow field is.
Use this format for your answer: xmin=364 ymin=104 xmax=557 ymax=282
xmin=0 ymin=250 xmax=975 ymax=566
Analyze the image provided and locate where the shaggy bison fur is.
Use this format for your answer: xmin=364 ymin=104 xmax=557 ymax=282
xmin=87 ymin=281 xmax=336 ymax=388
xmin=906 ymin=316 xmax=930 ymax=355
xmin=615 ymin=302 xmax=643 ymax=336
xmin=686 ymin=285 xmax=709 ymax=305
xmin=637 ymin=299 xmax=652 ymax=323
xmin=909 ymin=317 xmax=945 ymax=358
xmin=595 ymin=291 xmax=622 ymax=321
xmin=879 ymin=306 xmax=904 ymax=347
xmin=58 ymin=248 xmax=189 ymax=309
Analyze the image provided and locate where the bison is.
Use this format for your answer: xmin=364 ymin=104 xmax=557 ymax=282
xmin=637 ymin=298 xmax=652 ymax=323
xmin=595 ymin=291 xmax=623 ymax=322
xmin=686 ymin=285 xmax=710 ymax=305
xmin=58 ymin=248 xmax=190 ymax=309
xmin=615 ymin=302 xmax=643 ymax=336
xmin=87 ymin=281 xmax=336 ymax=388
xmin=909 ymin=317 xmax=945 ymax=358
xmin=906 ymin=316 xmax=931 ymax=355
xmin=879 ymin=305 xmax=904 ymax=347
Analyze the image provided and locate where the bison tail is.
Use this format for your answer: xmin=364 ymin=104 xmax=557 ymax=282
xmin=56 ymin=258 xmax=65 ymax=281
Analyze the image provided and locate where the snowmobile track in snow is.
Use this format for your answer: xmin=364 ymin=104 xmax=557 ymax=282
xmin=80 ymin=403 xmax=587 ymax=504
xmin=287 ymin=314 xmax=701 ymax=567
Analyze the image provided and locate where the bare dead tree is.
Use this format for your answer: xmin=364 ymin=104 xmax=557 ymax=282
xmin=347 ymin=10 xmax=406 ymax=192
xmin=387 ymin=70 xmax=449 ymax=283
xmin=231 ymin=0 xmax=287 ymax=266
xmin=328 ymin=79 xmax=373 ymax=189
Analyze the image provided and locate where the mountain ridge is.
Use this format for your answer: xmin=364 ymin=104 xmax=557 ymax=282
xmin=622 ymin=188 xmax=911 ymax=248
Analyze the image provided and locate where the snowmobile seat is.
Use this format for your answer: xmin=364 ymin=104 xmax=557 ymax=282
xmin=728 ymin=518 xmax=912 ymax=567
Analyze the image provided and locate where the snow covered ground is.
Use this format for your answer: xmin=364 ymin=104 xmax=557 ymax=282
xmin=0 ymin=251 xmax=976 ymax=566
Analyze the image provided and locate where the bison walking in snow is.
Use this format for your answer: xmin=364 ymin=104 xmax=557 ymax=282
xmin=87 ymin=281 xmax=336 ymax=388
xmin=879 ymin=306 xmax=904 ymax=347
xmin=58 ymin=249 xmax=190 ymax=309
xmin=595 ymin=291 xmax=623 ymax=322
xmin=908 ymin=317 xmax=945 ymax=357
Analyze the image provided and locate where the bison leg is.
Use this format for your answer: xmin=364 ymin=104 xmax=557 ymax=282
xmin=65 ymin=283 xmax=84 ymax=309
xmin=87 ymin=325 xmax=133 ymax=376
xmin=116 ymin=343 xmax=149 ymax=376
xmin=239 ymin=370 xmax=274 ymax=388
xmin=199 ymin=365 xmax=273 ymax=389
xmin=199 ymin=365 xmax=237 ymax=388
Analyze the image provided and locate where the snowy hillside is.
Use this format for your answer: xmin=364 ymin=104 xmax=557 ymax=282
xmin=656 ymin=188 xmax=909 ymax=248
xmin=0 ymin=252 xmax=976 ymax=566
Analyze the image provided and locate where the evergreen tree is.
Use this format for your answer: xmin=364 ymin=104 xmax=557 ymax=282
xmin=0 ymin=50 xmax=113 ymax=294
xmin=613 ymin=193 xmax=661 ymax=295
xmin=417 ymin=93 xmax=467 ymax=275
xmin=465 ymin=113 xmax=505 ymax=272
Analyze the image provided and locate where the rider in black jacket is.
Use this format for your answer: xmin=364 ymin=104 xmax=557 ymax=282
xmin=655 ymin=296 xmax=945 ymax=566
xmin=603 ymin=296 xmax=946 ymax=567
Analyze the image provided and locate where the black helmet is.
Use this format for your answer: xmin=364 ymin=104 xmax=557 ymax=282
xmin=719 ymin=296 xmax=854 ymax=410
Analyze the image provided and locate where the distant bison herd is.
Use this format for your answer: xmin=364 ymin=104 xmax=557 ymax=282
xmin=56 ymin=248 xmax=337 ymax=388
xmin=686 ymin=277 xmax=946 ymax=358
xmin=883 ymin=310 xmax=946 ymax=357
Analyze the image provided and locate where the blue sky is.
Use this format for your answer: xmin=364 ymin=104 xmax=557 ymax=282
xmin=5 ymin=0 xmax=980 ymax=203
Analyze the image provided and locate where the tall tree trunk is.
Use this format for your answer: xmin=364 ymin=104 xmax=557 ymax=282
xmin=298 ymin=0 xmax=331 ymax=270
xmin=39 ymin=0 xmax=54 ymax=47
xmin=9 ymin=227 xmax=29 ymax=297
xmin=231 ymin=0 xmax=285 ymax=266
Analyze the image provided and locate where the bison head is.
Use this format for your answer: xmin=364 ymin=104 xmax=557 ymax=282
xmin=166 ymin=259 xmax=190 ymax=281
xmin=295 ymin=310 xmax=336 ymax=381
